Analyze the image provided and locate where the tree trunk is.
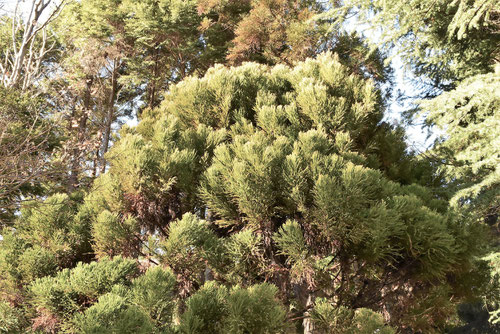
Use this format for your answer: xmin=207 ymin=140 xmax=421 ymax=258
xmin=262 ymin=219 xmax=277 ymax=264
xmin=68 ymin=76 xmax=93 ymax=192
xmin=303 ymin=293 xmax=314 ymax=334
xmin=293 ymin=283 xmax=315 ymax=334
xmin=261 ymin=219 xmax=290 ymax=292
xmin=99 ymin=60 xmax=119 ymax=174
xmin=147 ymin=47 xmax=160 ymax=109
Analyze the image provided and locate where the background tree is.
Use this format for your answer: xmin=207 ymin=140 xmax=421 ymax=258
xmin=330 ymin=0 xmax=499 ymax=94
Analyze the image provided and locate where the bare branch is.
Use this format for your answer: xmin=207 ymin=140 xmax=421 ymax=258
xmin=1 ymin=0 xmax=66 ymax=90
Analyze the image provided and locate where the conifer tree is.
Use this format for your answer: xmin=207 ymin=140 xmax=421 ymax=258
xmin=0 ymin=87 xmax=62 ymax=225
xmin=54 ymin=53 xmax=481 ymax=332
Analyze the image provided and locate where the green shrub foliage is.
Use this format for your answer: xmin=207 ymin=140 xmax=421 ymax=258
xmin=71 ymin=293 xmax=155 ymax=334
xmin=29 ymin=257 xmax=138 ymax=319
xmin=0 ymin=301 xmax=26 ymax=333
xmin=127 ymin=266 xmax=177 ymax=329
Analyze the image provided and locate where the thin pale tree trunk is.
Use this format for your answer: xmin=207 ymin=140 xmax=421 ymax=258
xmin=68 ymin=77 xmax=93 ymax=191
xmin=303 ymin=293 xmax=315 ymax=334
xmin=99 ymin=60 xmax=119 ymax=174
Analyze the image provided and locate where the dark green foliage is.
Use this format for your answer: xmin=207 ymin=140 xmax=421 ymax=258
xmin=331 ymin=1 xmax=499 ymax=330
xmin=311 ymin=299 xmax=396 ymax=334
xmin=332 ymin=0 xmax=499 ymax=89
xmin=92 ymin=210 xmax=140 ymax=258
xmin=451 ymin=301 xmax=500 ymax=333
xmin=0 ymin=193 xmax=92 ymax=303
xmin=420 ymin=68 xmax=499 ymax=221
xmin=484 ymin=252 xmax=500 ymax=326
xmin=17 ymin=193 xmax=92 ymax=266
xmin=0 ymin=1 xmax=496 ymax=329
xmin=160 ymin=214 xmax=225 ymax=290
xmin=121 ymin=0 xmax=203 ymax=107
xmin=18 ymin=246 xmax=58 ymax=283
xmin=224 ymin=283 xmax=287 ymax=334
xmin=0 ymin=87 xmax=62 ymax=225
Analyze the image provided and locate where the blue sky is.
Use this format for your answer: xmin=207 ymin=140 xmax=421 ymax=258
xmin=385 ymin=56 xmax=437 ymax=152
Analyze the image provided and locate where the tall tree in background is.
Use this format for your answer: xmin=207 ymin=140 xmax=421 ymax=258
xmin=226 ymin=0 xmax=330 ymax=65
xmin=0 ymin=1 xmax=66 ymax=224
xmin=121 ymin=0 xmax=204 ymax=109
xmin=196 ymin=0 xmax=252 ymax=68
xmin=53 ymin=0 xmax=131 ymax=185
xmin=0 ymin=87 xmax=62 ymax=225
xmin=213 ymin=0 xmax=392 ymax=86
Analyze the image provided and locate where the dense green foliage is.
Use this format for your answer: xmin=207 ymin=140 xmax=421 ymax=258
xmin=0 ymin=0 xmax=498 ymax=333
xmin=0 ymin=52 xmax=490 ymax=333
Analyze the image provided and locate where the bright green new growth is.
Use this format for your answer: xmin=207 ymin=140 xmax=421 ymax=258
xmin=82 ymin=53 xmax=484 ymax=332
xmin=132 ymin=52 xmax=483 ymax=331
xmin=160 ymin=213 xmax=225 ymax=290
xmin=72 ymin=293 xmax=155 ymax=334
xmin=0 ymin=301 xmax=25 ymax=333
xmin=71 ymin=265 xmax=177 ymax=333
xmin=127 ymin=266 xmax=177 ymax=328
xmin=29 ymin=257 xmax=139 ymax=317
